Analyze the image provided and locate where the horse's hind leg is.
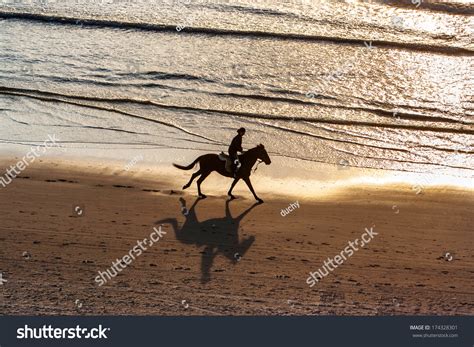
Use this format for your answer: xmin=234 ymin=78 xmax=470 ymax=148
xmin=196 ymin=171 xmax=211 ymax=198
xmin=183 ymin=170 xmax=201 ymax=190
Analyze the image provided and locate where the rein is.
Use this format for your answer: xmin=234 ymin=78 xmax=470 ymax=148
xmin=238 ymin=146 xmax=265 ymax=173
xmin=253 ymin=159 xmax=264 ymax=173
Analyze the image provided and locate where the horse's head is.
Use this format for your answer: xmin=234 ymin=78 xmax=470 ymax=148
xmin=256 ymin=144 xmax=271 ymax=165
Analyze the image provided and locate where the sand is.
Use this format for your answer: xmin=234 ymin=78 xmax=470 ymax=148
xmin=0 ymin=160 xmax=472 ymax=315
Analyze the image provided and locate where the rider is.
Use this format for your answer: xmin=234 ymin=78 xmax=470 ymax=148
xmin=228 ymin=127 xmax=246 ymax=177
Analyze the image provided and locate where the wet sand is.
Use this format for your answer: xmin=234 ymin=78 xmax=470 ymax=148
xmin=0 ymin=160 xmax=472 ymax=315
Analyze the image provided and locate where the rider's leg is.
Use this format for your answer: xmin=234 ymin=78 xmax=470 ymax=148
xmin=229 ymin=151 xmax=238 ymax=176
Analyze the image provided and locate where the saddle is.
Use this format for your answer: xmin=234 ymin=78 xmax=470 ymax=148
xmin=218 ymin=152 xmax=233 ymax=173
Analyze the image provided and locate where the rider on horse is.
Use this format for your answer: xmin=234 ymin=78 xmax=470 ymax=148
xmin=229 ymin=127 xmax=246 ymax=177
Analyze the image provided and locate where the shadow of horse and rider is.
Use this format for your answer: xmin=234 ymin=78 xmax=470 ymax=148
xmin=160 ymin=144 xmax=270 ymax=282
xmin=157 ymin=198 xmax=260 ymax=283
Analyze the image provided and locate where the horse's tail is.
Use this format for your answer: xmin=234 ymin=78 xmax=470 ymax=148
xmin=173 ymin=156 xmax=201 ymax=170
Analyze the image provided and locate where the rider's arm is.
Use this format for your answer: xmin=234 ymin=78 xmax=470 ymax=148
xmin=237 ymin=137 xmax=243 ymax=152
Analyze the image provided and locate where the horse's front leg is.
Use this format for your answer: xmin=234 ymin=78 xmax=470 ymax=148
xmin=243 ymin=177 xmax=263 ymax=203
xmin=227 ymin=178 xmax=240 ymax=200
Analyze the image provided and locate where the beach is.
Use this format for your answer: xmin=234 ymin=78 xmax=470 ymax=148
xmin=1 ymin=159 xmax=472 ymax=315
xmin=0 ymin=0 xmax=473 ymax=319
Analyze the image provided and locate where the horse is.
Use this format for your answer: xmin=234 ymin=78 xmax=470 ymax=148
xmin=173 ymin=144 xmax=271 ymax=203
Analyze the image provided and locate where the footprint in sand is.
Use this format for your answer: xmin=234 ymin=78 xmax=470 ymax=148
xmin=113 ymin=185 xmax=134 ymax=188
xmin=275 ymin=274 xmax=290 ymax=279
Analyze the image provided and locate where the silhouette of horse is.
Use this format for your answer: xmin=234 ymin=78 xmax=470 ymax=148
xmin=156 ymin=197 xmax=259 ymax=283
xmin=173 ymin=144 xmax=271 ymax=203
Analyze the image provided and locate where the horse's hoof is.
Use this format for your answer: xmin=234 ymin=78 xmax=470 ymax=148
xmin=182 ymin=184 xmax=189 ymax=190
xmin=228 ymin=194 xmax=236 ymax=200
xmin=199 ymin=194 xmax=207 ymax=199
xmin=256 ymin=198 xmax=264 ymax=204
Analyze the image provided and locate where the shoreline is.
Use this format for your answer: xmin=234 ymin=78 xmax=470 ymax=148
xmin=0 ymin=155 xmax=472 ymax=201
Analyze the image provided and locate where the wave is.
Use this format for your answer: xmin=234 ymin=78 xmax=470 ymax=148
xmin=25 ymin=71 xmax=217 ymax=87
xmin=207 ymin=2 xmax=301 ymax=18
xmin=381 ymin=0 xmax=474 ymax=15
xmin=0 ymin=87 xmax=219 ymax=144
xmin=0 ymin=11 xmax=472 ymax=56
xmin=2 ymin=86 xmax=472 ymax=174
xmin=121 ymin=71 xmax=217 ymax=84
xmin=4 ymin=66 xmax=471 ymax=126
xmin=1 ymin=86 xmax=473 ymax=137
xmin=259 ymin=120 xmax=471 ymax=171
